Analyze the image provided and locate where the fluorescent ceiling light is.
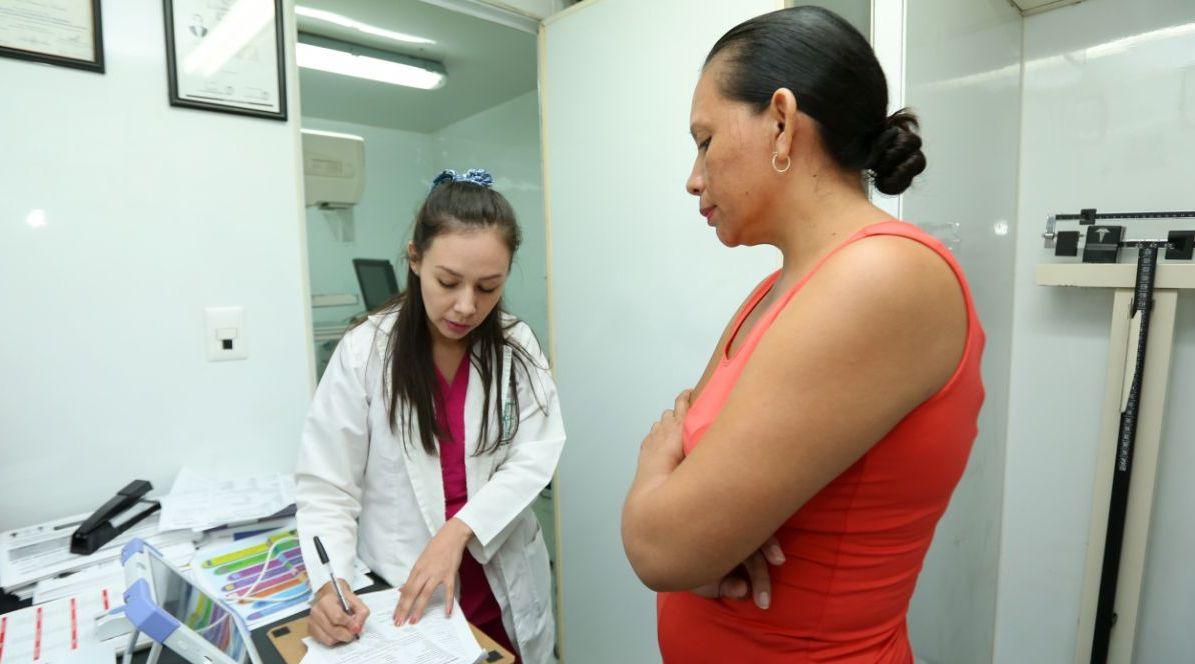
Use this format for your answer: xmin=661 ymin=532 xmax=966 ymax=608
xmin=295 ymin=6 xmax=434 ymax=45
xmin=301 ymin=128 xmax=365 ymax=141
xmin=296 ymin=35 xmax=445 ymax=89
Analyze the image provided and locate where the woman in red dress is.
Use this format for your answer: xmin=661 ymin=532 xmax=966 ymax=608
xmin=622 ymin=7 xmax=985 ymax=662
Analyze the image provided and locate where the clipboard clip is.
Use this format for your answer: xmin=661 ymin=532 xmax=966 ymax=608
xmin=70 ymin=479 xmax=161 ymax=555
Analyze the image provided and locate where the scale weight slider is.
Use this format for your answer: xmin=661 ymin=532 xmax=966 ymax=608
xmin=1165 ymin=230 xmax=1194 ymax=260
xmin=1082 ymin=225 xmax=1124 ymax=264
xmin=1055 ymin=231 xmax=1080 ymax=257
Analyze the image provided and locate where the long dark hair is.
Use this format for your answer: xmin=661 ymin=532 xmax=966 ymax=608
xmin=375 ymin=177 xmax=541 ymax=456
xmin=706 ymin=6 xmax=926 ymax=195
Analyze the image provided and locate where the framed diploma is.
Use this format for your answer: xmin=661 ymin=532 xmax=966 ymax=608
xmin=0 ymin=0 xmax=105 ymax=72
xmin=163 ymin=0 xmax=287 ymax=121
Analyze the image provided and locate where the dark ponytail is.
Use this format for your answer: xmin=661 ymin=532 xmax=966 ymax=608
xmin=375 ymin=175 xmax=541 ymax=456
xmin=705 ymin=6 xmax=926 ymax=195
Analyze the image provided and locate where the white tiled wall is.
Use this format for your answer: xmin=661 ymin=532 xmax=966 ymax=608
xmin=996 ymin=1 xmax=1195 ymax=661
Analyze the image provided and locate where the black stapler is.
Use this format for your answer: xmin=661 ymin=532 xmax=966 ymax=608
xmin=70 ymin=479 xmax=161 ymax=555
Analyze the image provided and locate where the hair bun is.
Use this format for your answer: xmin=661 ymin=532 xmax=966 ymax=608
xmin=867 ymin=109 xmax=926 ymax=196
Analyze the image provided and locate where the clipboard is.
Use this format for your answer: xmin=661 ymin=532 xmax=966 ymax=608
xmin=266 ymin=616 xmax=515 ymax=664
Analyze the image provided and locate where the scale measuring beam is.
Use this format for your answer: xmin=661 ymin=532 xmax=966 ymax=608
xmin=1036 ymin=210 xmax=1195 ymax=664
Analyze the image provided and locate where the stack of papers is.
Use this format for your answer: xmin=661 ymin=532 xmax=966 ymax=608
xmin=301 ymin=589 xmax=485 ymax=664
xmin=159 ymin=469 xmax=297 ymax=532
xmin=0 ymin=580 xmax=128 ymax=662
xmin=0 ymin=512 xmax=196 ymax=601
xmin=32 ymin=561 xmax=124 ymax=605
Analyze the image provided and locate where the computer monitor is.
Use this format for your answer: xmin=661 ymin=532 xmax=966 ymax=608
xmin=353 ymin=258 xmax=399 ymax=311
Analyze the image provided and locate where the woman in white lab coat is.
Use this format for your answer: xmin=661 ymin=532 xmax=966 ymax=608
xmin=295 ymin=169 xmax=565 ymax=662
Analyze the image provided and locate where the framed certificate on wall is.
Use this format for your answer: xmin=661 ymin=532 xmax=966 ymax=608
xmin=0 ymin=0 xmax=105 ymax=72
xmin=163 ymin=0 xmax=287 ymax=121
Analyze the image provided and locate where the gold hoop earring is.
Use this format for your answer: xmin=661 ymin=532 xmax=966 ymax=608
xmin=772 ymin=151 xmax=791 ymax=174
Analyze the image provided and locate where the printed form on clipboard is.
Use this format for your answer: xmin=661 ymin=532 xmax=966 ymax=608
xmin=300 ymin=588 xmax=486 ymax=664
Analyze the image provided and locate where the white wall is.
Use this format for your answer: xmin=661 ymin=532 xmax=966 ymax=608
xmin=542 ymin=1 xmax=780 ymax=661
xmin=0 ymin=1 xmax=311 ymax=531
xmin=995 ymin=1 xmax=1195 ymax=661
xmin=900 ymin=1 xmax=1023 ymax=662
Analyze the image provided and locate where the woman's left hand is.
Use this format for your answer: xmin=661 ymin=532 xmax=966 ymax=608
xmin=690 ymin=536 xmax=785 ymax=609
xmin=638 ymin=390 xmax=693 ymax=469
xmin=393 ymin=518 xmax=473 ymax=625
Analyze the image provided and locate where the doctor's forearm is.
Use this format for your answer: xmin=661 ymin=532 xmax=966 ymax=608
xmin=456 ymin=436 xmax=561 ymax=547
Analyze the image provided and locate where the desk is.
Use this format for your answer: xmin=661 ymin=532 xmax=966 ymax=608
xmin=1 ymin=576 xmax=512 ymax=663
xmin=0 ymin=580 xmax=381 ymax=664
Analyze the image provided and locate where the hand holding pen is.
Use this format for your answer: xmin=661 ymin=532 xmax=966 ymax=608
xmin=307 ymin=536 xmax=370 ymax=646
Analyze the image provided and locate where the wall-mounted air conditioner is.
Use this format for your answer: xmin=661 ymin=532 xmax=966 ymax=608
xmin=301 ymin=129 xmax=365 ymax=209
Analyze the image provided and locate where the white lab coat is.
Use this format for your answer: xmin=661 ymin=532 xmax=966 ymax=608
xmin=295 ymin=311 xmax=565 ymax=663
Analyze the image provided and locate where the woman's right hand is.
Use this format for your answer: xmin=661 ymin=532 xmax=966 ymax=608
xmin=691 ymin=536 xmax=785 ymax=609
xmin=308 ymin=580 xmax=370 ymax=646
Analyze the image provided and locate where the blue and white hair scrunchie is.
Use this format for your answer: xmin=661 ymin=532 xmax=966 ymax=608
xmin=432 ymin=168 xmax=494 ymax=190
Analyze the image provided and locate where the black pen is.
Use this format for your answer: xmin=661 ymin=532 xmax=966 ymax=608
xmin=313 ymin=536 xmax=353 ymax=615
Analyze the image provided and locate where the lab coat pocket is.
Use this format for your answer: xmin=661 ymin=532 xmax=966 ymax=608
xmin=522 ymin=520 xmax=551 ymax=622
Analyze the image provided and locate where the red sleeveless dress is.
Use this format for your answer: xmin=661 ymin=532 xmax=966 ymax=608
xmin=657 ymin=221 xmax=986 ymax=663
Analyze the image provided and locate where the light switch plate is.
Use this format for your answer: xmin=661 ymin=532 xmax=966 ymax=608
xmin=205 ymin=306 xmax=247 ymax=361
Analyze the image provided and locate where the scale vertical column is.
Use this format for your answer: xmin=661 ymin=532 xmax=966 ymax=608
xmin=1072 ymin=284 xmax=1179 ymax=664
